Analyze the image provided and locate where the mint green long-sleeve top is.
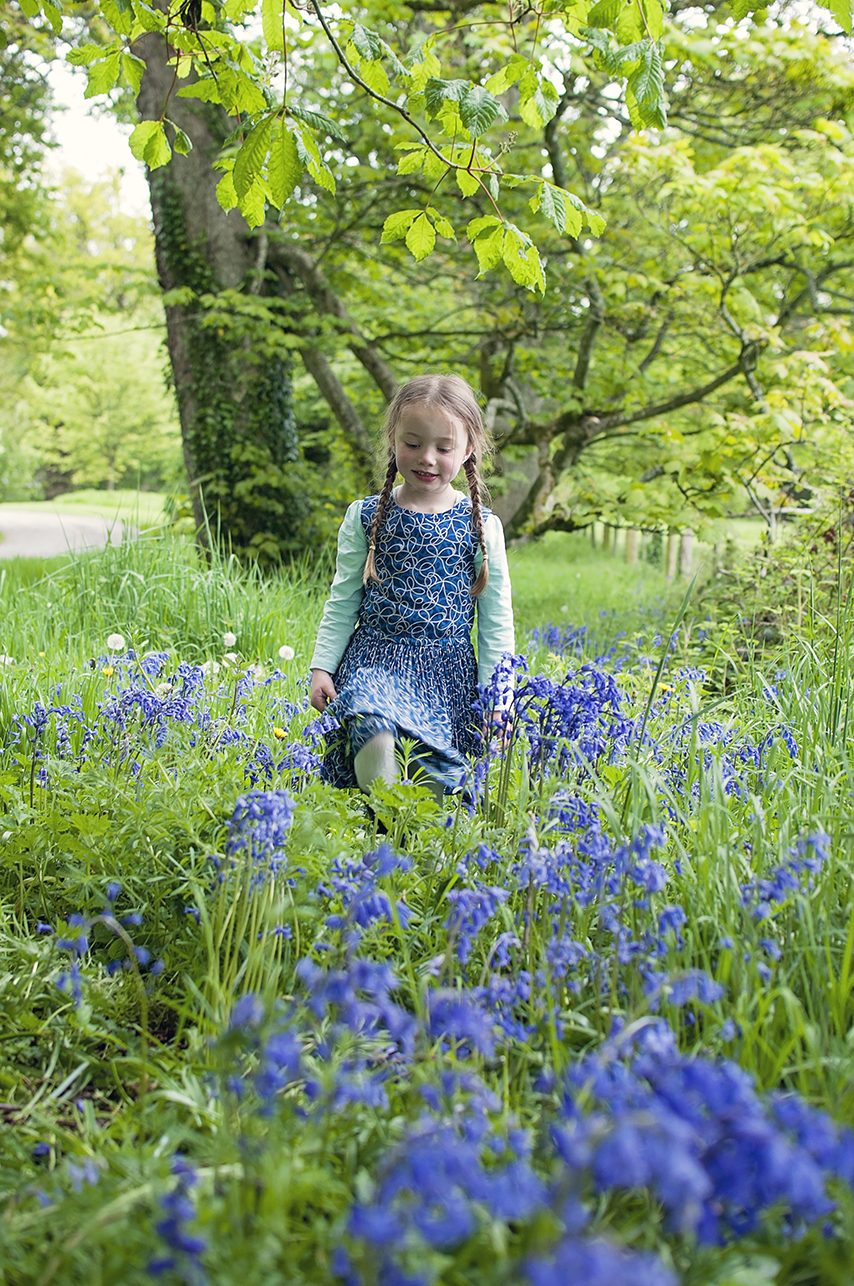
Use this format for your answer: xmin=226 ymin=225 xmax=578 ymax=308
xmin=310 ymin=495 xmax=516 ymax=686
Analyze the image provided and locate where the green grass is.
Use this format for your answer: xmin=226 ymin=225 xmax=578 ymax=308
xmin=2 ymin=529 xmax=854 ymax=1284
xmin=508 ymin=530 xmax=674 ymax=641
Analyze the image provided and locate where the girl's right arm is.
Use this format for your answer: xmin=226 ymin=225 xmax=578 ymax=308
xmin=309 ymin=501 xmax=367 ymax=708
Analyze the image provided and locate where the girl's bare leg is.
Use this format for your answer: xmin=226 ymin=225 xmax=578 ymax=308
xmin=354 ymin=731 xmax=398 ymax=791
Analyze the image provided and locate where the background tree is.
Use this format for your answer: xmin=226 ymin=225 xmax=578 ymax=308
xmin=6 ymin=0 xmax=854 ymax=550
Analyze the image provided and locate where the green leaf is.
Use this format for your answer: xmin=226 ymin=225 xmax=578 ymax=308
xmin=405 ymin=212 xmax=436 ymax=261
xmin=381 ymin=39 xmax=408 ymax=80
xmin=42 ymin=0 xmax=61 ymax=30
xmin=616 ymin=0 xmax=645 ymax=43
xmin=268 ymin=124 xmax=301 ymax=207
xmin=134 ymin=4 xmax=166 ymax=32
xmin=67 ymin=43 xmax=112 ymax=66
xmin=351 ymin=22 xmax=383 ymax=61
xmin=820 ymin=0 xmax=852 ymax=32
xmin=240 ymin=179 xmax=267 ymax=228
xmin=484 ymin=53 xmax=528 ymax=94
xmin=361 ymin=60 xmax=390 ymax=96
xmin=17 ymin=0 xmax=40 ymax=16
xmin=287 ymin=103 xmax=347 ymax=142
xmin=586 ymin=209 xmax=606 ymax=236
xmin=460 ymin=85 xmax=507 ymax=137
xmin=471 ymin=226 xmax=504 ymax=275
xmin=427 ymin=208 xmax=456 ymax=239
xmin=424 ymin=77 xmax=469 ymax=117
xmin=627 ymin=42 xmax=663 ymax=104
xmin=381 ymin=209 xmax=420 ymax=243
xmin=397 ymin=148 xmax=426 ymax=176
xmin=646 ymin=0 xmax=665 ymax=39
xmin=586 ymin=0 xmax=624 ymax=27
xmin=518 ymin=67 xmax=560 ymax=129
xmin=455 ymin=167 xmax=479 ymax=197
xmin=122 ymin=52 xmax=146 ymax=94
xmin=232 ymin=70 xmax=268 ymax=115
xmin=216 ymin=171 xmax=239 ymax=212
xmin=233 ymin=114 xmax=274 ymax=199
xmin=177 ymin=78 xmax=221 ymax=103
xmin=172 ymin=126 xmax=193 ymax=156
xmin=101 ymin=0 xmax=132 ymax=34
xmin=535 ymin=181 xmax=566 ymax=235
xmin=85 ymin=52 xmax=122 ymax=98
xmin=262 ymin=0 xmax=284 ymax=51
xmin=129 ymin=119 xmax=172 ymax=169
xmin=503 ymin=226 xmax=545 ymax=293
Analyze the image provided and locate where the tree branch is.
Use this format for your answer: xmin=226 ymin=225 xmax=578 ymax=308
xmin=297 ymin=345 xmax=375 ymax=472
xmin=268 ymin=238 xmax=399 ymax=401
xmin=572 ymin=276 xmax=605 ymax=390
xmin=638 ymin=309 xmax=673 ymax=374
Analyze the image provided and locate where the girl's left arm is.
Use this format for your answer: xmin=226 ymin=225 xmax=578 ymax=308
xmin=475 ymin=514 xmax=516 ymax=686
xmin=310 ymin=501 xmax=368 ymax=676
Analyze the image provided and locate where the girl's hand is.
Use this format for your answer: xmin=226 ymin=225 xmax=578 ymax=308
xmin=310 ymin=669 xmax=337 ymax=712
xmin=485 ymin=708 xmax=512 ymax=749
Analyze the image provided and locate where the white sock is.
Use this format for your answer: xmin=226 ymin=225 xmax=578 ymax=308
xmin=354 ymin=731 xmax=398 ymax=792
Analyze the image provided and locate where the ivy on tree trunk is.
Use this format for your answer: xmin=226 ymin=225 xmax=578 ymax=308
xmin=136 ymin=31 xmax=305 ymax=562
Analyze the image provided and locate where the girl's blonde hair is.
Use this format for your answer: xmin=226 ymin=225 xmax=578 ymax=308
xmin=363 ymin=374 xmax=493 ymax=596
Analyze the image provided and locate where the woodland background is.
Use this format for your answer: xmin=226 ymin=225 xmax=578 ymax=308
xmin=2 ymin=0 xmax=854 ymax=556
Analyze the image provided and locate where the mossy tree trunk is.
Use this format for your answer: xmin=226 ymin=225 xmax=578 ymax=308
xmin=135 ymin=31 xmax=304 ymax=561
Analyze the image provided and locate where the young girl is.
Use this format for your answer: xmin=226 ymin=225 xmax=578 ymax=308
xmin=309 ymin=373 xmax=515 ymax=801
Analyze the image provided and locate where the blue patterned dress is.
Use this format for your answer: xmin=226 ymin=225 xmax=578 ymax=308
xmin=321 ymin=494 xmax=484 ymax=792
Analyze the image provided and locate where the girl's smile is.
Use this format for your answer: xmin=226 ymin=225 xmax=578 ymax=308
xmin=394 ymin=403 xmax=470 ymax=512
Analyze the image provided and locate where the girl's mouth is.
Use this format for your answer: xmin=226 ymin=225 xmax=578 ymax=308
xmin=412 ymin=470 xmax=439 ymax=481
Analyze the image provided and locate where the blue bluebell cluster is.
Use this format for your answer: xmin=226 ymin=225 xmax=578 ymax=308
xmin=148 ymin=1156 xmax=207 ymax=1283
xmin=225 ymin=789 xmax=295 ymax=879
xmin=320 ymin=844 xmax=413 ymax=940
xmin=50 ymin=901 xmax=162 ymax=1006
xmin=2 ymin=650 xmax=320 ymax=790
xmin=741 ymin=832 xmax=829 ymax=919
xmin=556 ymin=1017 xmax=854 ymax=1243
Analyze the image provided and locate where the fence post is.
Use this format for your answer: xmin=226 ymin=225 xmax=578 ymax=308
xmin=679 ymin=530 xmax=694 ymax=578
xmin=665 ymin=529 xmax=679 ymax=581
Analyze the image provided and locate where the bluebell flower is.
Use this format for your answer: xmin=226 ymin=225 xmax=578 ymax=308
xmin=226 ymin=789 xmax=295 ymax=881
xmin=426 ymin=989 xmax=496 ymax=1058
xmin=526 ymin=1236 xmax=677 ymax=1286
xmin=149 ymin=1157 xmax=207 ymax=1282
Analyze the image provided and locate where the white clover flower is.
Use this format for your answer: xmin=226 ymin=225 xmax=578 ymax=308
xmin=223 ymin=652 xmax=239 ymax=665
xmin=107 ymin=633 xmax=126 ymax=651
xmin=201 ymin=660 xmax=221 ymax=677
xmin=0 ymin=654 xmax=15 ymax=666
xmin=278 ymin=644 xmax=295 ymax=661
xmin=223 ymin=631 xmax=237 ymax=647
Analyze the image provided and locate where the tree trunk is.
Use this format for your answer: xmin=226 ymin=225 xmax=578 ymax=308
xmin=135 ymin=32 xmax=303 ymax=561
xmin=625 ymin=528 xmax=639 ymax=564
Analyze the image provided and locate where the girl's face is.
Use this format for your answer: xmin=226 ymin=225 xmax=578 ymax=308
xmin=393 ymin=402 xmax=471 ymax=502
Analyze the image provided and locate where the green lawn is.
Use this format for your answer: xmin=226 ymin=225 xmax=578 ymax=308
xmin=0 ymin=488 xmax=167 ymax=529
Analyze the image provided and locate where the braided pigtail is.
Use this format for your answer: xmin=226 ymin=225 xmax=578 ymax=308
xmin=464 ymin=455 xmax=489 ymax=597
xmin=363 ymin=454 xmax=399 ymax=585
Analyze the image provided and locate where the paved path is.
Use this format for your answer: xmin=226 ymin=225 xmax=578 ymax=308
xmin=0 ymin=510 xmax=132 ymax=559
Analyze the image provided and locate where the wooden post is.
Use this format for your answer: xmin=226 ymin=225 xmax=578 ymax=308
xmin=625 ymin=528 xmax=639 ymax=564
xmin=665 ymin=529 xmax=679 ymax=581
xmin=679 ymin=529 xmax=694 ymax=578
